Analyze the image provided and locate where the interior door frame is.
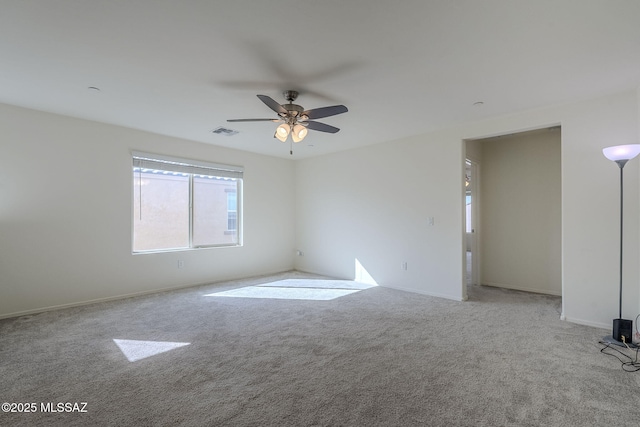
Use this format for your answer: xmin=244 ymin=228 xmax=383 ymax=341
xmin=465 ymin=156 xmax=481 ymax=289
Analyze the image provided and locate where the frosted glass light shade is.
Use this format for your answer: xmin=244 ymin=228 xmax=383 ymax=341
xmin=603 ymin=144 xmax=640 ymax=162
xmin=292 ymin=124 xmax=308 ymax=143
xmin=275 ymin=124 xmax=290 ymax=142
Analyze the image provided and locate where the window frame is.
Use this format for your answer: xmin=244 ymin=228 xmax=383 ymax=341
xmin=132 ymin=151 xmax=243 ymax=253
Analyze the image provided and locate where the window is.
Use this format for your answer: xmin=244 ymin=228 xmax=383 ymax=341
xmin=226 ymin=191 xmax=237 ymax=231
xmin=132 ymin=152 xmax=243 ymax=252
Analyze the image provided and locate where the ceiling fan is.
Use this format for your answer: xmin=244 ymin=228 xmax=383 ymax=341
xmin=227 ymin=90 xmax=348 ymax=153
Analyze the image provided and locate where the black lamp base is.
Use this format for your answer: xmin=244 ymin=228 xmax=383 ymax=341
xmin=602 ymin=318 xmax=636 ymax=348
xmin=613 ymin=318 xmax=634 ymax=343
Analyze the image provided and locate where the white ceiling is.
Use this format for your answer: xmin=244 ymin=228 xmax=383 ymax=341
xmin=2 ymin=0 xmax=640 ymax=159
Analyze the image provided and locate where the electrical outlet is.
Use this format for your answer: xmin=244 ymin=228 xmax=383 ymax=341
xmin=428 ymin=217 xmax=435 ymax=226
xmin=296 ymin=250 xmax=304 ymax=256
xmin=401 ymin=261 xmax=408 ymax=270
xmin=178 ymin=260 xmax=184 ymax=269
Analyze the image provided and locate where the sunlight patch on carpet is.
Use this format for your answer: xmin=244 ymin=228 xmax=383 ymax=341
xmin=204 ymin=279 xmax=376 ymax=301
xmin=113 ymin=339 xmax=190 ymax=362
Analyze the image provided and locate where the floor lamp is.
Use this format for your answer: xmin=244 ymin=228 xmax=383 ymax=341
xmin=602 ymin=144 xmax=640 ymax=347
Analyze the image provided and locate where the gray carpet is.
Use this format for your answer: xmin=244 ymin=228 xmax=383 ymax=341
xmin=1 ymin=271 xmax=639 ymax=426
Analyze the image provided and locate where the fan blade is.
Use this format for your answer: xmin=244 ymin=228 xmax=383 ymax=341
xmin=227 ymin=118 xmax=279 ymax=122
xmin=302 ymin=105 xmax=348 ymax=120
xmin=257 ymin=95 xmax=287 ymax=115
xmin=305 ymin=121 xmax=340 ymax=134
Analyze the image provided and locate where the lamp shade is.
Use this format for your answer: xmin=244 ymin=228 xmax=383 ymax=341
xmin=602 ymin=144 xmax=640 ymax=162
xmin=275 ymin=124 xmax=290 ymax=142
xmin=291 ymin=124 xmax=308 ymax=143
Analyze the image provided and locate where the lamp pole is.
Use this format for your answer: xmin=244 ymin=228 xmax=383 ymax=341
xmin=616 ymin=160 xmax=626 ymax=320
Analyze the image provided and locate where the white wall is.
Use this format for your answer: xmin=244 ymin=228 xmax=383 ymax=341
xmin=465 ymin=139 xmax=484 ymax=163
xmin=294 ymin=131 xmax=465 ymax=300
xmin=479 ymin=130 xmax=562 ymax=295
xmin=295 ymin=89 xmax=640 ymax=329
xmin=0 ymin=103 xmax=296 ymax=318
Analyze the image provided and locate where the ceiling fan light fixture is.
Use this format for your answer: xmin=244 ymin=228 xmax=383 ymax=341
xmin=275 ymin=123 xmax=290 ymax=142
xmin=292 ymin=124 xmax=308 ymax=143
xmin=227 ymin=92 xmax=348 ymax=151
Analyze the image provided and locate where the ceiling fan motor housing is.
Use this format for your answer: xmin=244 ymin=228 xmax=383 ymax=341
xmin=280 ymin=91 xmax=306 ymax=120
xmin=281 ymin=103 xmax=305 ymax=119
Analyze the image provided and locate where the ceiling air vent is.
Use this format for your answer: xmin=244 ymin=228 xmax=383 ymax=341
xmin=211 ymin=126 xmax=239 ymax=136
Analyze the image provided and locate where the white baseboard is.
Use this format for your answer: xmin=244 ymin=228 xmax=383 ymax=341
xmin=482 ymin=281 xmax=562 ymax=297
xmin=380 ymin=283 xmax=465 ymax=302
xmin=561 ymin=316 xmax=609 ymax=330
xmin=294 ymin=268 xmax=465 ymax=301
xmin=0 ymin=269 xmax=293 ymax=320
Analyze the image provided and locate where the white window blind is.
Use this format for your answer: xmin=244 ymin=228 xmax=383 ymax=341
xmin=132 ymin=151 xmax=243 ymax=179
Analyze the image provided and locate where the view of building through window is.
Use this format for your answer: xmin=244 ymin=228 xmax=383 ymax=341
xmin=133 ymin=167 xmax=240 ymax=252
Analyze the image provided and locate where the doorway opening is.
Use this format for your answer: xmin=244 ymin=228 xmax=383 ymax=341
xmin=464 ymin=127 xmax=561 ymax=298
xmin=465 ymin=159 xmax=479 ymax=287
